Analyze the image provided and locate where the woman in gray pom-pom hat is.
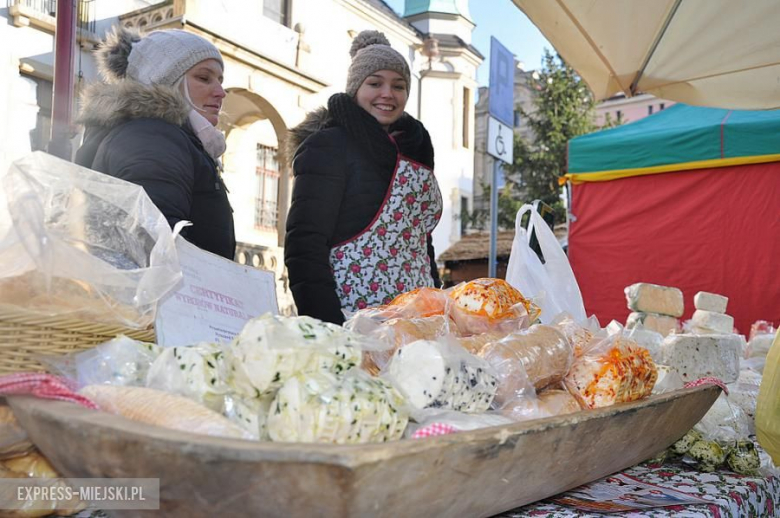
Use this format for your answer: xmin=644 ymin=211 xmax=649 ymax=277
xmin=75 ymin=27 xmax=235 ymax=259
xmin=284 ymin=30 xmax=443 ymax=324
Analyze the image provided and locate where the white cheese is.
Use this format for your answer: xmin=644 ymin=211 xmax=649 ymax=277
xmin=225 ymin=314 xmax=363 ymax=398
xmin=746 ymin=332 xmax=777 ymax=358
xmin=266 ymin=370 xmax=408 ymax=444
xmin=385 ymin=340 xmax=497 ymax=413
xmin=691 ymin=309 xmax=734 ymax=334
xmin=660 ymin=333 xmax=742 ymax=383
xmin=625 ymin=283 xmax=684 ymax=317
xmin=652 ymin=364 xmax=684 ymax=394
xmin=694 ymin=291 xmax=729 ymax=314
xmin=145 ymin=343 xmax=226 ymax=411
xmin=626 ymin=312 xmax=679 ymax=337
xmin=725 ymin=381 xmax=759 ymax=435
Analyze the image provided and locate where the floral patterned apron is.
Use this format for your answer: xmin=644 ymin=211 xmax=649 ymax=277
xmin=329 ymin=155 xmax=443 ymax=312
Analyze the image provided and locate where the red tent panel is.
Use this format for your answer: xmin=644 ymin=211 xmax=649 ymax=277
xmin=568 ymin=162 xmax=780 ymax=334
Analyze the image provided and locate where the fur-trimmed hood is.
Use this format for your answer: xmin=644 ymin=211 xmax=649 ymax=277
xmin=75 ymin=80 xmax=191 ymax=170
xmin=285 ymin=107 xmax=331 ymax=165
xmin=78 ymin=80 xmax=189 ymax=129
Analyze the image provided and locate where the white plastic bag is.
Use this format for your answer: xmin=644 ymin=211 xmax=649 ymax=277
xmin=0 ymin=152 xmax=182 ymax=328
xmin=506 ymin=204 xmax=586 ymax=324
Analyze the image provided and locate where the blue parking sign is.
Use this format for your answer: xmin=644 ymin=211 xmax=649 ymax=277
xmin=488 ymin=37 xmax=514 ymax=127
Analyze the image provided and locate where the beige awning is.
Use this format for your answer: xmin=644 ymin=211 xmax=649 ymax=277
xmin=512 ymin=0 xmax=780 ymax=109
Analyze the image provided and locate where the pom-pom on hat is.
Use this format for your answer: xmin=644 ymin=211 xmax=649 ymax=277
xmin=345 ymin=30 xmax=411 ymax=97
xmin=96 ymin=26 xmax=223 ymax=86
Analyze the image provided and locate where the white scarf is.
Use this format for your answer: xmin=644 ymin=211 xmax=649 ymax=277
xmin=188 ymin=109 xmax=226 ymax=162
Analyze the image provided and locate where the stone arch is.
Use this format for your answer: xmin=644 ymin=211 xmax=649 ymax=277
xmin=219 ymin=87 xmax=291 ymax=247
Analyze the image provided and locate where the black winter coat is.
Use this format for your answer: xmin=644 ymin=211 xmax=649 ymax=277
xmin=75 ymin=81 xmax=236 ymax=260
xmin=284 ymin=94 xmax=440 ymax=324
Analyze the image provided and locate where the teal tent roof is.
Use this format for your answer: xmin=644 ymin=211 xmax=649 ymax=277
xmin=567 ymin=104 xmax=780 ymax=182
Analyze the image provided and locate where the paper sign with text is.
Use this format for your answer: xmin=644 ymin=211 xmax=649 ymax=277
xmin=155 ymin=237 xmax=279 ymax=347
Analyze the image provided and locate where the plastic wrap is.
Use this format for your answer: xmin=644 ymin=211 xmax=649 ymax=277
xmin=405 ymin=409 xmax=513 ymax=437
xmin=79 ymin=384 xmax=254 ymax=439
xmin=0 ymin=404 xmax=34 ymax=460
xmin=448 ymin=278 xmax=539 ymax=336
xmin=552 ymin=313 xmax=600 ymax=357
xmin=146 ymin=342 xmax=228 ymax=412
xmin=651 ymin=365 xmax=684 ymax=394
xmin=727 ymin=375 xmax=760 ymax=435
xmin=749 ymin=320 xmax=775 ymax=343
xmin=746 ymin=331 xmax=777 ymax=359
xmin=356 ymin=315 xmax=454 ymax=375
xmin=0 ymin=151 xmax=181 ymax=328
xmin=384 ymin=339 xmax=497 ymax=413
xmin=660 ymin=333 xmax=743 ymax=383
xmin=224 ymin=314 xmax=366 ymax=399
xmin=564 ymin=333 xmax=658 ymax=409
xmin=69 ymin=335 xmax=161 ymax=388
xmin=479 ymin=324 xmax=574 ymax=394
xmin=266 ymin=369 xmax=408 ymax=444
xmin=381 ymin=287 xmax=450 ymax=318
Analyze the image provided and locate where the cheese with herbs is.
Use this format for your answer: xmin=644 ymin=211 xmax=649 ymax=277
xmin=146 ymin=342 xmax=226 ymax=411
xmin=225 ymin=314 xmax=363 ymax=398
xmin=266 ymin=370 xmax=408 ymax=444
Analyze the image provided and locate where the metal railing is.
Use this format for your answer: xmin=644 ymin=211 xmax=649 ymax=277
xmin=254 ymin=199 xmax=279 ymax=230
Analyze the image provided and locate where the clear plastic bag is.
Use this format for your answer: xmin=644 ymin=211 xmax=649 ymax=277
xmin=0 ymin=152 xmax=181 ymax=328
xmin=506 ymin=204 xmax=586 ymax=324
xmin=0 ymin=402 xmax=34 ymax=460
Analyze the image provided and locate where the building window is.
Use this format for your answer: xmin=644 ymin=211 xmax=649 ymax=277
xmin=514 ymin=110 xmax=521 ymax=127
xmin=462 ymin=87 xmax=471 ymax=148
xmin=660 ymin=103 xmax=666 ymax=111
xmin=647 ymin=105 xmax=654 ymax=115
xmin=263 ymin=0 xmax=290 ymax=27
xmin=255 ymin=145 xmax=280 ymax=230
xmin=616 ymin=110 xmax=623 ymax=122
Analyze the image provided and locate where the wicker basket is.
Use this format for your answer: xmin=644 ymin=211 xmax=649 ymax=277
xmin=0 ymin=304 xmax=155 ymax=375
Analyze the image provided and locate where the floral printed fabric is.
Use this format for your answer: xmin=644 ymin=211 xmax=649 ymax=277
xmin=330 ymin=157 xmax=442 ymax=312
xmin=502 ymin=456 xmax=779 ymax=517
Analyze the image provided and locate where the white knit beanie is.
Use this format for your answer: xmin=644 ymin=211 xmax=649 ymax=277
xmin=97 ymin=27 xmax=223 ymax=86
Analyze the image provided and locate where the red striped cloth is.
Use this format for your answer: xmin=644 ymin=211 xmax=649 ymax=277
xmin=411 ymin=422 xmax=458 ymax=439
xmin=684 ymin=377 xmax=729 ymax=396
xmin=0 ymin=373 xmax=98 ymax=409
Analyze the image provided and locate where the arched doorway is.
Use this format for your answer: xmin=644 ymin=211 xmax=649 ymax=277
xmin=219 ymin=87 xmax=295 ymax=314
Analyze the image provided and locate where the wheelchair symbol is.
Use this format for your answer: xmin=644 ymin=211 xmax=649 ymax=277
xmin=495 ymin=126 xmax=506 ymax=156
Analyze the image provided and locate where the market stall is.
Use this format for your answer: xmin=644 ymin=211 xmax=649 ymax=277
xmin=565 ymin=104 xmax=780 ymax=333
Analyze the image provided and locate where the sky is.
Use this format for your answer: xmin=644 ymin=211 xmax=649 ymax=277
xmin=383 ymin=0 xmax=554 ymax=87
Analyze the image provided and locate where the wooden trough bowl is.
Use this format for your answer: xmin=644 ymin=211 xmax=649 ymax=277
xmin=9 ymin=385 xmax=720 ymax=517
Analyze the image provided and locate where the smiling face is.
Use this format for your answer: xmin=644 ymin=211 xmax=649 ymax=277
xmin=354 ymin=70 xmax=408 ymax=130
xmin=184 ymin=59 xmax=226 ymax=126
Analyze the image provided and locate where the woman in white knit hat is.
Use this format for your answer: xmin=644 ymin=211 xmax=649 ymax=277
xmin=285 ymin=30 xmax=443 ymax=324
xmin=76 ymin=27 xmax=235 ymax=259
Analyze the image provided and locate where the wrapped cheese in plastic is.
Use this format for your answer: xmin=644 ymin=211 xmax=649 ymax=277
xmin=536 ymin=388 xmax=583 ymax=417
xmin=552 ymin=313 xmax=599 ymax=357
xmin=223 ymin=394 xmax=275 ymax=440
xmin=382 ymin=287 xmax=450 ymax=318
xmin=225 ymin=314 xmax=364 ymax=398
xmin=66 ymin=335 xmax=161 ymax=388
xmin=384 ymin=339 xmax=497 ymax=413
xmin=448 ymin=278 xmax=540 ymax=336
xmin=79 ymin=385 xmax=254 ymax=439
xmin=266 ymin=369 xmax=408 ymax=444
xmin=478 ymin=324 xmax=574 ymax=395
xmin=359 ymin=315 xmax=454 ymax=376
xmin=564 ymin=334 xmax=658 ymax=409
xmin=145 ymin=342 xmax=227 ymax=412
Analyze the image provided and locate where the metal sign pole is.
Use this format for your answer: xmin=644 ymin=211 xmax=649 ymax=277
xmin=489 ymin=158 xmax=499 ymax=277
xmin=487 ymin=37 xmax=514 ymax=279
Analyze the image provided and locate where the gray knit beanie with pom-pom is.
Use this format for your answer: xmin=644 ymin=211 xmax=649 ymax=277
xmin=345 ymin=30 xmax=411 ymax=97
xmin=96 ymin=26 xmax=223 ymax=86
